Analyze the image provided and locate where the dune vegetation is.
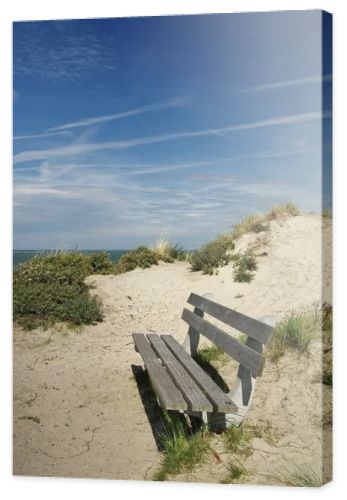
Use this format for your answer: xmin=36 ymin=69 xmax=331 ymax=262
xmin=13 ymin=203 xmax=301 ymax=330
xmin=189 ymin=203 xmax=300 ymax=276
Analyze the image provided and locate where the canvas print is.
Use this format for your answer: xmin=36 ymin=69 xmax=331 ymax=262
xmin=13 ymin=10 xmax=332 ymax=486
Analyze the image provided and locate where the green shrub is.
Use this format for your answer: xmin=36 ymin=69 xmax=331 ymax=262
xmin=88 ymin=251 xmax=114 ymax=274
xmin=14 ymin=252 xmax=93 ymax=286
xmin=268 ymin=307 xmax=321 ymax=361
xmin=232 ymin=251 xmax=258 ymax=283
xmin=170 ymin=244 xmax=188 ymax=261
xmin=190 ymin=235 xmax=234 ymax=274
xmin=13 ymin=279 xmax=102 ymax=330
xmin=13 ymin=251 xmax=103 ymax=330
xmin=114 ymin=245 xmax=159 ymax=274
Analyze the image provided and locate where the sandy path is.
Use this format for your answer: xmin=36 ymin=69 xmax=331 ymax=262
xmin=13 ymin=214 xmax=332 ymax=482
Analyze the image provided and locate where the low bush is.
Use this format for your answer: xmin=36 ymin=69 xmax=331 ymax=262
xmin=13 ymin=252 xmax=103 ymax=330
xmin=114 ymin=245 xmax=159 ymax=274
xmin=14 ymin=252 xmax=93 ymax=287
xmin=189 ymin=234 xmax=234 ymax=275
xmin=13 ymin=281 xmax=102 ymax=329
xmin=88 ymin=251 xmax=114 ymax=274
xmin=232 ymin=251 xmax=258 ymax=283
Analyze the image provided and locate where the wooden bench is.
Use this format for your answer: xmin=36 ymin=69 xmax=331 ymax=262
xmin=132 ymin=292 xmax=274 ymax=428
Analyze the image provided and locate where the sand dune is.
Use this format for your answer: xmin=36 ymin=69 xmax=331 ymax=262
xmin=13 ymin=214 xmax=332 ymax=483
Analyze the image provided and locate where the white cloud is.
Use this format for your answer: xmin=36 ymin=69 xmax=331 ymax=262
xmin=14 ymin=130 xmax=71 ymax=140
xmin=48 ymin=97 xmax=186 ymax=131
xmin=239 ymin=75 xmax=332 ymax=93
xmin=14 ymin=111 xmax=327 ymax=164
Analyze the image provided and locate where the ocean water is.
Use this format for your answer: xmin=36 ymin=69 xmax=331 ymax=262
xmin=13 ymin=250 xmax=128 ymax=267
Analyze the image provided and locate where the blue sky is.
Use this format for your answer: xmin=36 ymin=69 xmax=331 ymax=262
xmin=13 ymin=11 xmax=332 ymax=250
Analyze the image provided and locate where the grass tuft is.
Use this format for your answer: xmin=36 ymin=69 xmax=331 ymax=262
xmin=221 ymin=458 xmax=248 ymax=484
xmin=231 ymin=213 xmax=270 ymax=240
xmin=153 ymin=414 xmax=210 ymax=481
xmin=266 ymin=202 xmax=300 ymax=221
xmin=275 ymin=466 xmax=322 ymax=487
xmin=223 ymin=423 xmax=253 ymax=457
xmin=153 ymin=235 xmax=188 ymax=263
xmin=268 ymin=307 xmax=321 ymax=361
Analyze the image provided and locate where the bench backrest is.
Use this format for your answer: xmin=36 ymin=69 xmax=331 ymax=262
xmin=181 ymin=293 xmax=274 ymax=378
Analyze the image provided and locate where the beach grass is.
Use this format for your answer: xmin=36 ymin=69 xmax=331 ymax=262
xmin=153 ymin=235 xmax=188 ymax=263
xmin=190 ymin=203 xmax=300 ymax=275
xmin=266 ymin=202 xmax=300 ymax=221
xmin=221 ymin=458 xmax=248 ymax=483
xmin=153 ymin=414 xmax=210 ymax=481
xmin=274 ymin=466 xmax=322 ymax=487
xmin=268 ymin=306 xmax=321 ymax=361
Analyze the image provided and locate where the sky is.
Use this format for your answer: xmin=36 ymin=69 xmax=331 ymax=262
xmin=13 ymin=10 xmax=332 ymax=250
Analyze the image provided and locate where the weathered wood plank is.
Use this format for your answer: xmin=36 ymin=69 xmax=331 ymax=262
xmin=181 ymin=308 xmax=264 ymax=377
xmin=132 ymin=333 xmax=187 ymax=411
xmin=147 ymin=334 xmax=213 ymax=412
xmin=187 ymin=293 xmax=274 ymax=345
xmin=162 ymin=334 xmax=238 ymax=413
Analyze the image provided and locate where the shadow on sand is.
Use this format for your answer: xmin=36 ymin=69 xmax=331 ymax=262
xmin=131 ymin=359 xmax=230 ymax=451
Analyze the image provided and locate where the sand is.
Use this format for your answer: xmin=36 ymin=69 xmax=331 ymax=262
xmin=13 ymin=214 xmax=332 ymax=483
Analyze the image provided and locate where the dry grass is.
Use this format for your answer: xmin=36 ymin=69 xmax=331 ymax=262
xmin=231 ymin=214 xmax=270 ymax=240
xmin=153 ymin=234 xmax=174 ymax=262
xmin=266 ymin=202 xmax=300 ymax=221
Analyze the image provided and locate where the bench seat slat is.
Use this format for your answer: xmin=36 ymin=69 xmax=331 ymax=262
xmin=181 ymin=308 xmax=264 ymax=377
xmin=132 ymin=333 xmax=187 ymax=411
xmin=162 ymin=335 xmax=237 ymax=413
xmin=188 ymin=293 xmax=273 ymax=345
xmin=147 ymin=334 xmax=213 ymax=412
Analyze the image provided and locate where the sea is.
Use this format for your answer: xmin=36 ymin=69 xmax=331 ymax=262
xmin=13 ymin=250 xmax=128 ymax=267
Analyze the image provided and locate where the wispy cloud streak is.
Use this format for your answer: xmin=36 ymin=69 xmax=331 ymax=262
xmin=48 ymin=97 xmax=186 ymax=131
xmin=14 ymin=130 xmax=71 ymax=140
xmin=239 ymin=75 xmax=332 ymax=93
xmin=14 ymin=111 xmax=327 ymax=164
